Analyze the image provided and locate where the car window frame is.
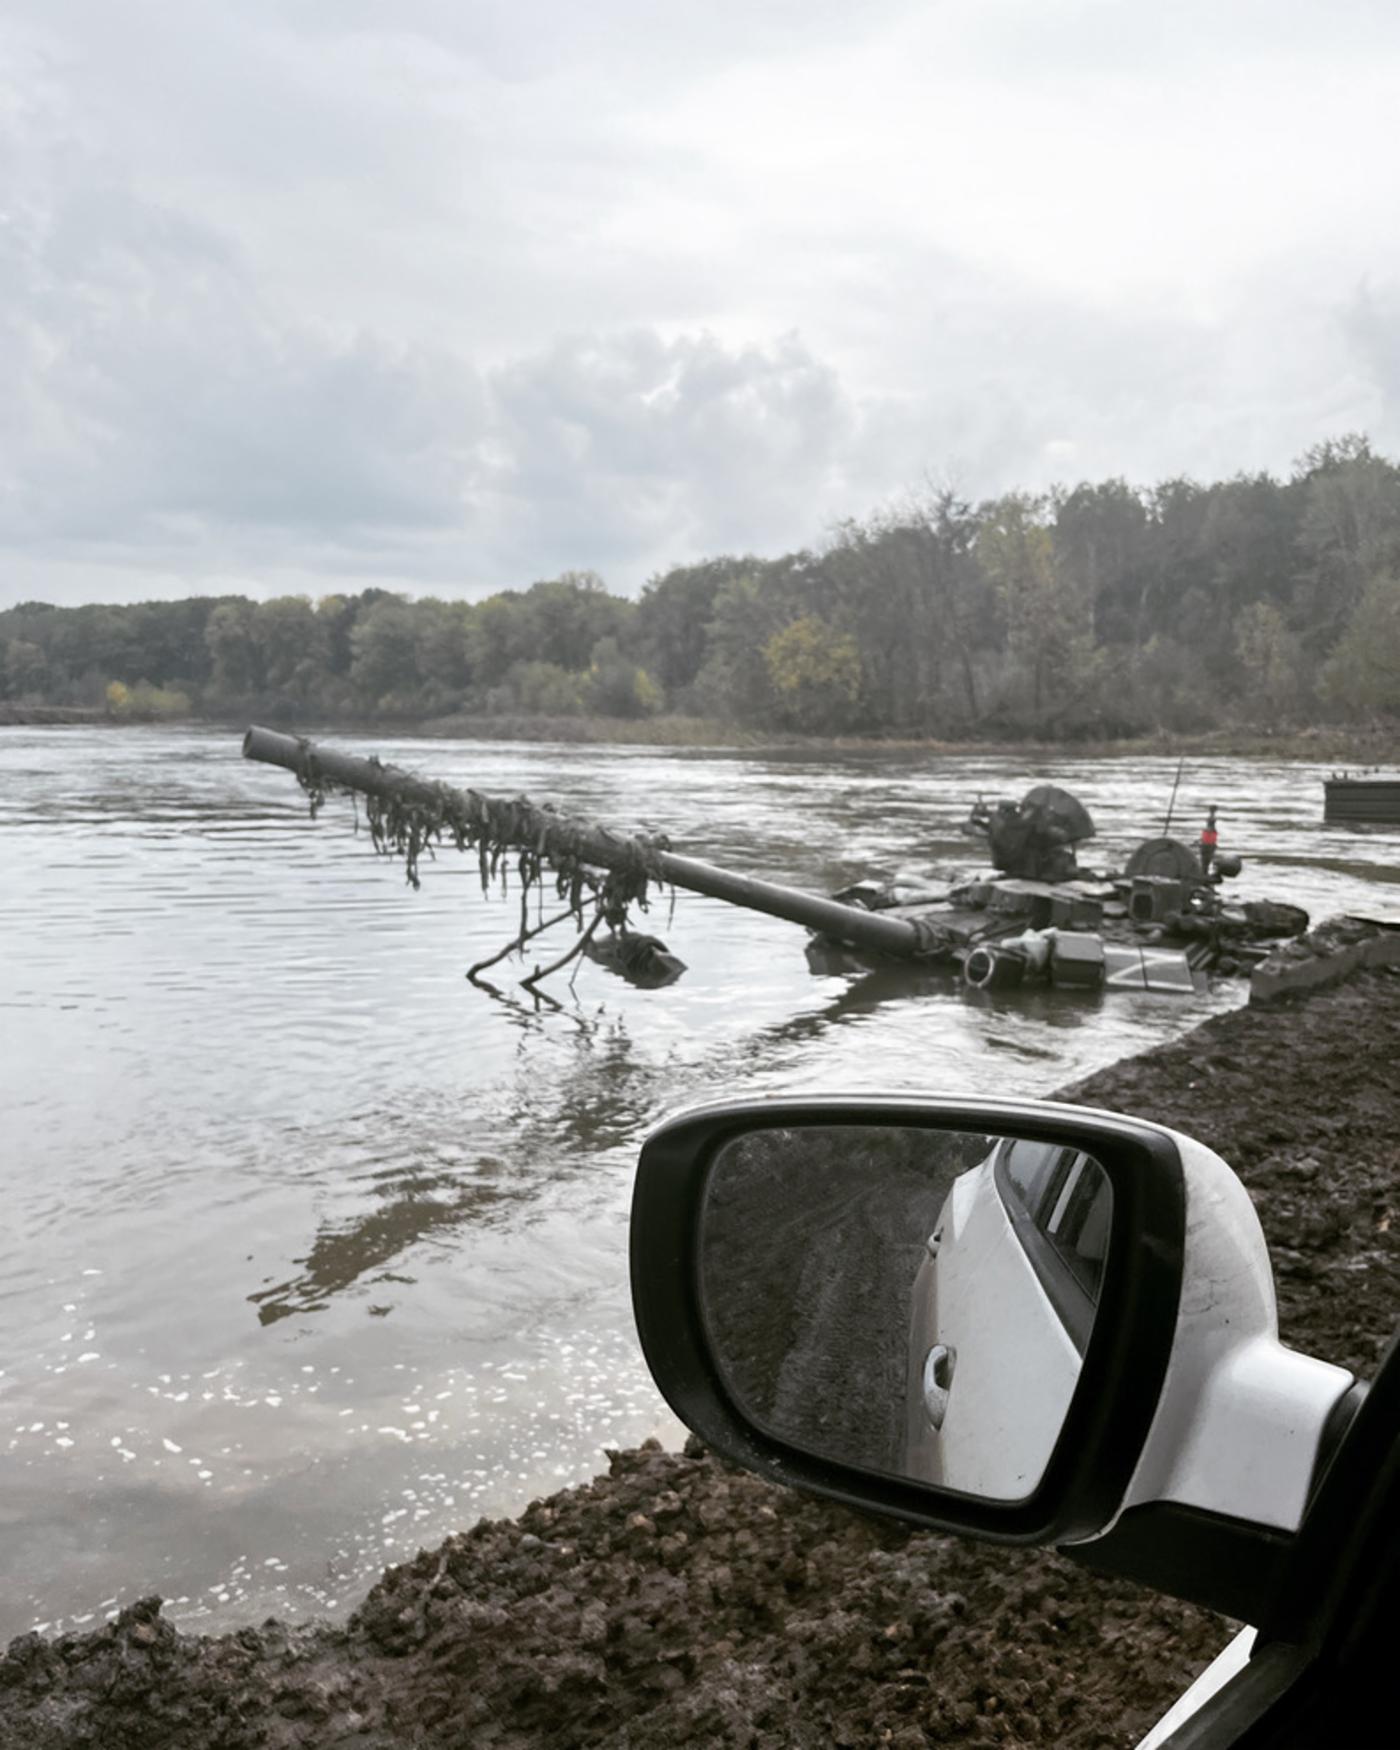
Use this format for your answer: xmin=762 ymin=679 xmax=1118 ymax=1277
xmin=1044 ymin=1150 xmax=1112 ymax=1301
xmin=992 ymin=1139 xmax=1106 ymax=1355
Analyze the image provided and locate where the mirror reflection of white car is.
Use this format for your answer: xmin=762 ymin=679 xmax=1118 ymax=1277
xmin=904 ymin=1137 xmax=1112 ymax=1497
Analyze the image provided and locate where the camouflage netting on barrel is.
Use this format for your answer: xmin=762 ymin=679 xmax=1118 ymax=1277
xmin=287 ymin=735 xmax=672 ymax=997
xmin=245 ymin=726 xmax=956 ymax=1000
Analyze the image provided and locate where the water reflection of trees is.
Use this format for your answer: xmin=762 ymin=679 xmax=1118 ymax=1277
xmin=248 ymin=1167 xmax=510 ymax=1325
xmin=246 ymin=1018 xmax=648 ymax=1324
xmin=244 ymin=955 xmax=1064 ymax=1329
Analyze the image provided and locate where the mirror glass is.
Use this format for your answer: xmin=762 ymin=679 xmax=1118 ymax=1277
xmin=699 ymin=1124 xmax=1112 ymax=1502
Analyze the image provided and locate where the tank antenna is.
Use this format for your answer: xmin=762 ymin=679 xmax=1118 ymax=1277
xmin=1162 ymin=756 xmax=1185 ymax=835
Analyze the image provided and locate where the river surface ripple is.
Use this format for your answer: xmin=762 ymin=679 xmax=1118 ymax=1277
xmin=1 ymin=726 xmax=1396 ymax=1638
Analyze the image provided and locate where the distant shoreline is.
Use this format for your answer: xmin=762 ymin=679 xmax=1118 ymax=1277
xmin=410 ymin=712 xmax=1398 ymax=765
xmin=0 ymin=704 xmax=107 ymax=726
xmin=3 ymin=701 xmax=1395 ymax=764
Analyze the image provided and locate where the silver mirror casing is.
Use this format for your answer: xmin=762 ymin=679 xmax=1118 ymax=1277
xmin=1109 ymin=1124 xmax=1352 ymax=1534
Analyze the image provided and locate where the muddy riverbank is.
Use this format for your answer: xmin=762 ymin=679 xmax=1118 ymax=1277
xmin=4 ymin=967 xmax=1398 ymax=1748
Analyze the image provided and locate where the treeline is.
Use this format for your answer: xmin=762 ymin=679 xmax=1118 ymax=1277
xmin=4 ymin=436 xmax=1399 ymax=738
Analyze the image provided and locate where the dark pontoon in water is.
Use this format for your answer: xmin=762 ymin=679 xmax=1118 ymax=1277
xmin=1324 ymin=772 xmax=1400 ymax=825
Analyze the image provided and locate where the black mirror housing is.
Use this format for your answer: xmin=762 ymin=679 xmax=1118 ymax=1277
xmin=631 ymin=1095 xmax=1187 ymax=1546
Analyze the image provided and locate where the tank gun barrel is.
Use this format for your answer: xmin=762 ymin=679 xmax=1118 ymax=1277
xmin=242 ymin=726 xmax=926 ymax=960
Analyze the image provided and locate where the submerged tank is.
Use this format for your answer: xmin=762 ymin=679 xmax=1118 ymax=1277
xmin=242 ymin=727 xmax=1309 ymax=1002
xmin=821 ymin=784 xmax=1305 ymax=995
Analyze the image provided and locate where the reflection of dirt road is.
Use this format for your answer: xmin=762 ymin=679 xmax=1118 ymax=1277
xmin=701 ymin=1128 xmax=982 ymax=1477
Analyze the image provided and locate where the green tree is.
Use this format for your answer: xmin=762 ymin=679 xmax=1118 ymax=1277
xmin=413 ymin=598 xmax=475 ymax=697
xmin=1051 ymin=479 xmax=1150 ymax=649
xmin=204 ymin=601 xmax=264 ymax=698
xmin=522 ymin=574 xmax=629 ymax=670
xmin=1320 ymin=572 xmax=1400 ymax=715
xmin=763 ymin=615 xmax=863 ymax=733
xmin=106 ymin=680 xmax=192 ymax=720
xmin=316 ymin=595 xmax=357 ymax=677
xmin=468 ymin=593 xmax=532 ymax=691
xmin=582 ymin=636 xmax=663 ymax=718
xmin=504 ymin=660 xmax=583 ymax=715
xmin=824 ymin=488 xmax=989 ymax=732
xmin=691 ymin=571 xmax=790 ymax=724
xmin=250 ymin=597 xmax=329 ymax=705
xmin=1143 ymin=477 xmax=1213 ymax=655
xmin=1125 ymin=634 xmax=1214 ymax=735
xmin=976 ymin=493 xmax=1102 ymax=722
xmin=2 ymin=639 xmax=48 ymax=699
xmin=1294 ymin=436 xmax=1400 ymax=653
xmin=635 ymin=557 xmax=752 ymax=697
xmin=1235 ymin=600 xmax=1303 ymax=719
xmin=349 ymin=597 xmax=422 ymax=708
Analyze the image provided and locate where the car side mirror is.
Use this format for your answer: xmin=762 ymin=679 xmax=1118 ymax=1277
xmin=630 ymin=1098 xmax=1354 ymax=1620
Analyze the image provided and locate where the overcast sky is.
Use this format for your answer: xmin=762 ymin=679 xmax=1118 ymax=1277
xmin=4 ymin=0 xmax=1400 ymax=607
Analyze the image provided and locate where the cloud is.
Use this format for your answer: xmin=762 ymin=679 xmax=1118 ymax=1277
xmin=0 ymin=87 xmax=487 ymax=564
xmin=4 ymin=1 xmax=1400 ymax=606
xmin=1343 ymin=282 xmax=1400 ymax=435
xmin=484 ymin=329 xmax=855 ymax=575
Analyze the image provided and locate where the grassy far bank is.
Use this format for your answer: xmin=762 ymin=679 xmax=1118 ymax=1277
xmin=412 ymin=711 xmax=1400 ymax=764
xmin=4 ymin=698 xmax=1396 ymax=766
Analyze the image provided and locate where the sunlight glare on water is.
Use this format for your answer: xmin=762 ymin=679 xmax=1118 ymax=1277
xmin=0 ymin=725 xmax=1396 ymax=1637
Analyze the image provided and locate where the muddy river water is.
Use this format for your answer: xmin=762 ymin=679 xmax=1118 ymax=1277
xmin=1 ymin=725 xmax=1396 ymax=1641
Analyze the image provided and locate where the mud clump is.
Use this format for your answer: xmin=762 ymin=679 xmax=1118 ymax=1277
xmin=0 ymin=1450 xmax=1223 ymax=1749
xmin=4 ymin=969 xmax=1399 ymax=1748
xmin=1065 ymin=965 xmax=1400 ymax=1379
